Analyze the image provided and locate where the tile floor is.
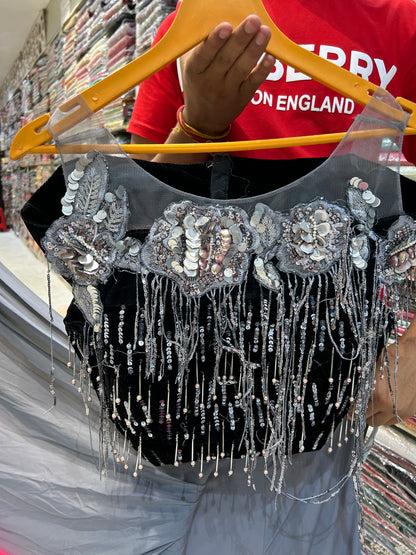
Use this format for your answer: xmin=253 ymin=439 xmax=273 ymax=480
xmin=0 ymin=229 xmax=72 ymax=316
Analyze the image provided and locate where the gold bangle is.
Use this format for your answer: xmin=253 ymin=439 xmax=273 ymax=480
xmin=176 ymin=105 xmax=231 ymax=142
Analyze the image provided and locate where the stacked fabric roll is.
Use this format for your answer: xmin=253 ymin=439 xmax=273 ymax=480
xmin=30 ymin=55 xmax=49 ymax=119
xmin=20 ymin=78 xmax=32 ymax=120
xmin=135 ymin=0 xmax=177 ymax=55
xmin=60 ymin=0 xmax=138 ymax=131
xmin=73 ymin=4 xmax=91 ymax=61
xmin=47 ymin=35 xmax=66 ymax=110
xmin=361 ymin=308 xmax=416 ymax=553
xmin=104 ymin=17 xmax=136 ymax=133
xmin=107 ymin=19 xmax=136 ymax=72
xmin=362 ymin=426 xmax=416 ymax=554
xmin=87 ymin=36 xmax=108 ymax=86
xmin=62 ymin=26 xmax=78 ymax=99
xmin=103 ymin=0 xmax=136 ymax=28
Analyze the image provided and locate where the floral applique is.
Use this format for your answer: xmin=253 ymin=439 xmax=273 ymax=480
xmin=141 ymin=201 xmax=259 ymax=296
xmin=43 ymin=151 xmax=131 ymax=331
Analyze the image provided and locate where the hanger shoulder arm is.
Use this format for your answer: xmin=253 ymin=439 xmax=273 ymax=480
xmin=9 ymin=0 xmax=416 ymax=158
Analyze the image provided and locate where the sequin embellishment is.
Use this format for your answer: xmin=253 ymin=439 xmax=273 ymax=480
xmin=41 ymin=151 xmax=416 ymax=498
xmin=141 ymin=201 xmax=259 ymax=296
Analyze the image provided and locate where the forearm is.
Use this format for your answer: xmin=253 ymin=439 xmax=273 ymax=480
xmin=368 ymin=316 xmax=416 ymax=426
xmin=130 ymin=127 xmax=211 ymax=165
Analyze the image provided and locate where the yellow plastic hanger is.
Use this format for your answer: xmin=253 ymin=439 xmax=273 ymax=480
xmin=9 ymin=0 xmax=416 ymax=160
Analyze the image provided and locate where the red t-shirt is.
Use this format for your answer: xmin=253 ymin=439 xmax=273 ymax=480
xmin=128 ymin=0 xmax=416 ymax=162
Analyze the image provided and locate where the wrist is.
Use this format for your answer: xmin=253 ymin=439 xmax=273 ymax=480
xmin=176 ymin=105 xmax=231 ymax=142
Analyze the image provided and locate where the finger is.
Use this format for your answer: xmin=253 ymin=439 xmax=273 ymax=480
xmin=209 ymin=15 xmax=264 ymax=79
xmin=240 ymin=53 xmax=276 ymax=99
xmin=226 ymin=24 xmax=272 ymax=84
xmin=185 ymin=22 xmax=234 ymax=74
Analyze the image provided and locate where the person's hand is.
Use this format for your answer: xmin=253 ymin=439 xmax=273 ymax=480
xmin=179 ymin=15 xmax=276 ymax=137
xmin=366 ymin=318 xmax=416 ymax=426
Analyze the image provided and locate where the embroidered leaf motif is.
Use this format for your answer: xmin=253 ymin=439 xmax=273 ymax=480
xmin=73 ymin=283 xmax=103 ymax=332
xmin=43 ymin=151 xmax=129 ymax=289
xmin=73 ymin=154 xmax=108 ymax=217
xmin=250 ymin=203 xmax=281 ymax=256
xmin=103 ymin=186 xmax=128 ymax=238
